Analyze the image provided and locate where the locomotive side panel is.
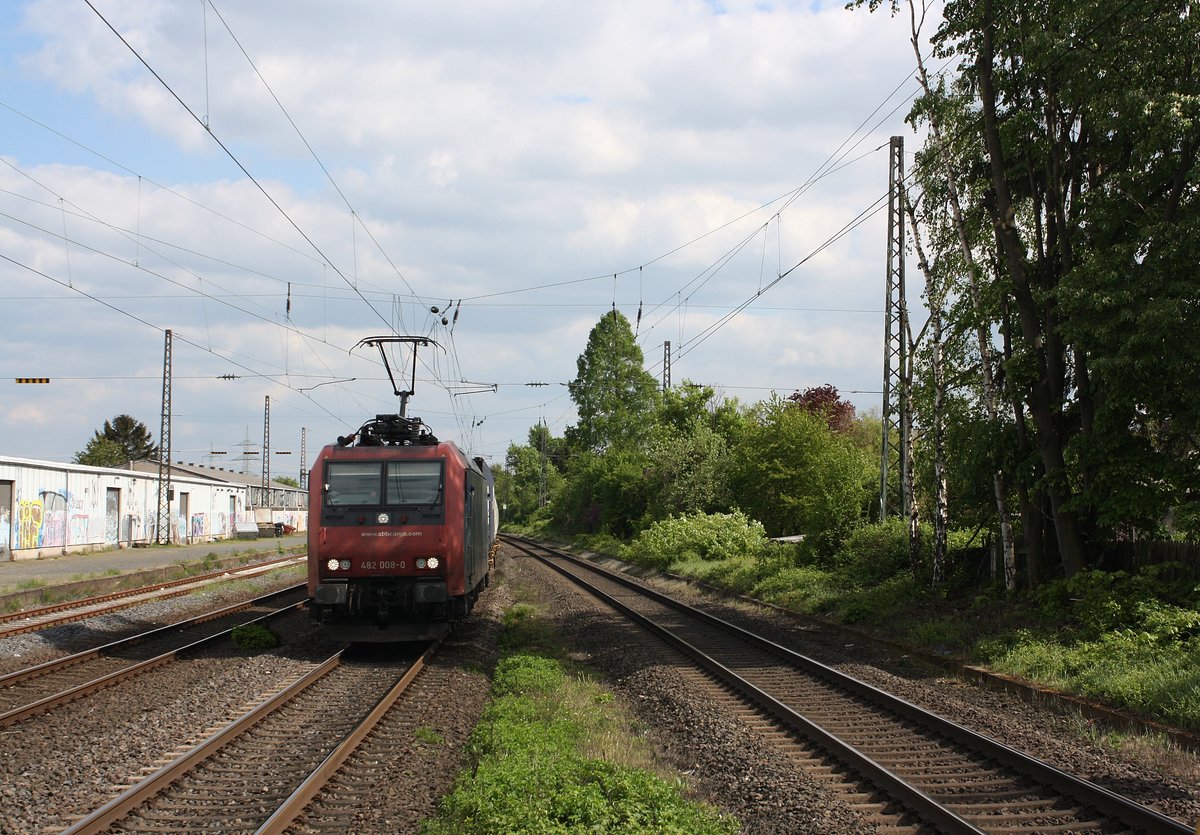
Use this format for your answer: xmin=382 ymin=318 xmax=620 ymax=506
xmin=461 ymin=458 xmax=491 ymax=597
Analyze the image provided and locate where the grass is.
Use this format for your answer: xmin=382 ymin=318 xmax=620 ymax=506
xmin=420 ymin=602 xmax=738 ymax=835
xmin=414 ymin=726 xmax=445 ymax=746
xmin=230 ymin=622 xmax=279 ymax=650
xmin=978 ymin=631 xmax=1200 ymax=730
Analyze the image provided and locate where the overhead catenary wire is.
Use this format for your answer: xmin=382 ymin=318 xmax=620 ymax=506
xmin=203 ymin=0 xmax=432 ymax=332
xmin=0 ymin=250 xmax=355 ymax=423
xmin=83 ymin=0 xmax=396 ymax=338
xmin=71 ymin=2 xmax=468 ymax=434
xmin=15 ymin=0 xmax=1142 ymax=460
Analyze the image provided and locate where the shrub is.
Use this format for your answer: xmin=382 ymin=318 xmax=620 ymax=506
xmin=832 ymin=518 xmax=914 ymax=586
xmin=835 ymin=573 xmax=927 ymax=625
xmin=423 ymin=652 xmax=738 ymax=834
xmin=491 ymin=654 xmax=565 ymax=697
xmin=749 ymin=566 xmax=844 ymax=614
xmin=574 ymin=532 xmax=625 ymax=558
xmin=1052 ymin=568 xmax=1198 ymax=639
xmin=230 ymin=622 xmax=278 ymax=650
xmin=686 ymin=556 xmax=762 ymax=595
xmin=622 ymin=510 xmax=773 ymax=570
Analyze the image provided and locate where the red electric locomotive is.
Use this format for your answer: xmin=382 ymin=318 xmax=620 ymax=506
xmin=306 ymin=336 xmax=497 ymax=642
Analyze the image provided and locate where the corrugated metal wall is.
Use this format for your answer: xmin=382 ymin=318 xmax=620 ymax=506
xmin=0 ymin=457 xmax=306 ymax=560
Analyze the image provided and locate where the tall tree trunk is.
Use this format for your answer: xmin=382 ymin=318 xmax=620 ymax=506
xmin=904 ymin=196 xmax=948 ymax=583
xmin=1000 ymin=300 xmax=1043 ymax=588
xmin=975 ymin=0 xmax=1086 ymax=577
xmin=930 ymin=301 xmax=948 ymax=585
xmin=906 ymin=0 xmax=1015 ymax=586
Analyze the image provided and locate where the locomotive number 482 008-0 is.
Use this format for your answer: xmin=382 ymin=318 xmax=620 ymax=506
xmin=360 ymin=560 xmax=404 ymax=570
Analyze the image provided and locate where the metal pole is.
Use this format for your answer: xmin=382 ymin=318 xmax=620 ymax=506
xmin=155 ymin=330 xmax=173 ymax=544
xmin=880 ymin=136 xmax=908 ymax=519
xmin=662 ymin=341 xmax=672 ymax=392
xmin=262 ymin=396 xmax=271 ymax=497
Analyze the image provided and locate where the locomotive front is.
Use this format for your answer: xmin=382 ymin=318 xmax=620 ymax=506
xmin=307 ymin=416 xmax=493 ymax=641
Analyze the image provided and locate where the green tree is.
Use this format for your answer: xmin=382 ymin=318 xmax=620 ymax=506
xmin=727 ymin=396 xmax=874 ymax=543
xmin=74 ymin=436 xmax=128 ymax=468
xmin=858 ymin=0 xmax=1200 ymax=579
xmin=553 ymin=443 xmax=653 ymax=538
xmin=501 ymin=428 xmax=566 ymax=525
xmin=565 ymin=311 xmax=660 ymax=453
xmin=643 ymin=421 xmax=731 ymax=521
xmin=76 ymin=414 xmax=159 ymax=466
xmin=640 ymin=382 xmax=743 ymax=521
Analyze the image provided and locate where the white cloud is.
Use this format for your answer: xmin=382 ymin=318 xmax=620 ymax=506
xmin=1 ymin=0 xmax=926 ymax=463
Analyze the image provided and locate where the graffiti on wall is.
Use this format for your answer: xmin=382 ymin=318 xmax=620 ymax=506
xmin=17 ymin=492 xmax=79 ymax=549
xmin=18 ymin=498 xmax=44 ymax=549
xmin=0 ymin=505 xmax=10 ymax=560
xmin=270 ymin=511 xmax=307 ymax=529
xmin=67 ymin=492 xmax=91 ymax=543
xmin=191 ymin=514 xmax=207 ymax=539
xmin=70 ymin=514 xmax=90 ymax=544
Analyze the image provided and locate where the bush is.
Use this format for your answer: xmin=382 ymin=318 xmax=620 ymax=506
xmin=835 ymin=573 xmax=928 ymax=624
xmin=979 ymin=629 xmax=1200 ymax=731
xmin=423 ymin=652 xmax=737 ymax=834
xmin=574 ymin=532 xmax=626 ymax=558
xmin=832 ymin=518 xmax=914 ymax=586
xmin=622 ymin=511 xmax=774 ymax=570
xmin=684 ymin=556 xmax=763 ymax=595
xmin=748 ymin=566 xmax=844 ymax=614
xmin=491 ymin=654 xmax=565 ymax=697
xmin=230 ymin=622 xmax=278 ymax=650
xmin=1038 ymin=568 xmax=1200 ymax=640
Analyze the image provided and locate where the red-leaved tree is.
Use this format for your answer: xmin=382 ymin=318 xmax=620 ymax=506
xmin=787 ymin=385 xmax=855 ymax=433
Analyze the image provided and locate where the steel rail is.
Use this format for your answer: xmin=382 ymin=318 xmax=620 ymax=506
xmin=508 ymin=535 xmax=1193 ymax=834
xmin=0 ymin=592 xmax=307 ymax=727
xmin=255 ymin=640 xmax=440 ymax=834
xmin=0 ymin=583 xmax=304 ymax=688
xmin=0 ymin=555 xmax=304 ymax=637
xmin=516 ymin=539 xmax=983 ymax=834
xmin=62 ymin=652 xmax=344 ymax=835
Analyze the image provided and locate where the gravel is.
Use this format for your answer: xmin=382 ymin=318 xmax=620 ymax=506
xmin=500 ymin=549 xmax=878 ymax=834
xmin=290 ymin=579 xmax=505 ymax=833
xmin=0 ymin=566 xmax=306 ymax=675
xmin=4 ymin=547 xmax=1197 ymax=834
xmin=572 ymin=551 xmax=1200 ymax=829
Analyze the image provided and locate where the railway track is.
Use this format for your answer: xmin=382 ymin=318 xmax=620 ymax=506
xmin=63 ymin=643 xmax=436 ymax=835
xmin=0 ymin=555 xmax=305 ymax=639
xmin=0 ymin=584 xmax=308 ymax=727
xmin=506 ymin=536 xmax=1193 ymax=834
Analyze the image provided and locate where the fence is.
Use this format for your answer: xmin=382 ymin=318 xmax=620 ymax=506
xmin=1101 ymin=540 xmax=1200 ymax=579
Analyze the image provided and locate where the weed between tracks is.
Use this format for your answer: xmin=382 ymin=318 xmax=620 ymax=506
xmin=420 ymin=601 xmax=738 ymax=834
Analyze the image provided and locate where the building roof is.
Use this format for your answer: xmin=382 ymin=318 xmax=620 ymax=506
xmin=126 ymin=460 xmax=303 ymax=490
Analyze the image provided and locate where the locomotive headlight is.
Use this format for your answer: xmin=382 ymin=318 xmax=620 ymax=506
xmin=426 ymin=556 xmax=440 ymax=570
xmin=416 ymin=558 xmax=427 ymax=569
xmin=339 ymin=559 xmax=351 ymax=570
xmin=326 ymin=559 xmax=340 ymax=571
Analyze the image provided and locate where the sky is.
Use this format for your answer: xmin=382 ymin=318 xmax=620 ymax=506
xmin=0 ymin=0 xmax=934 ymax=477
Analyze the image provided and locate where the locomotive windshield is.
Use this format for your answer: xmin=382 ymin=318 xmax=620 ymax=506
xmin=385 ymin=460 xmax=442 ymax=505
xmin=324 ymin=460 xmax=443 ymax=507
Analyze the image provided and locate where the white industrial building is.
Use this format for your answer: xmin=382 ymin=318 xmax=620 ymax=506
xmin=0 ymin=455 xmax=307 ymax=561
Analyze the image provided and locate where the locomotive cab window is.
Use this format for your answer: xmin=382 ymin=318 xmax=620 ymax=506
xmin=385 ymin=460 xmax=443 ymax=506
xmin=324 ymin=462 xmax=384 ymax=506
